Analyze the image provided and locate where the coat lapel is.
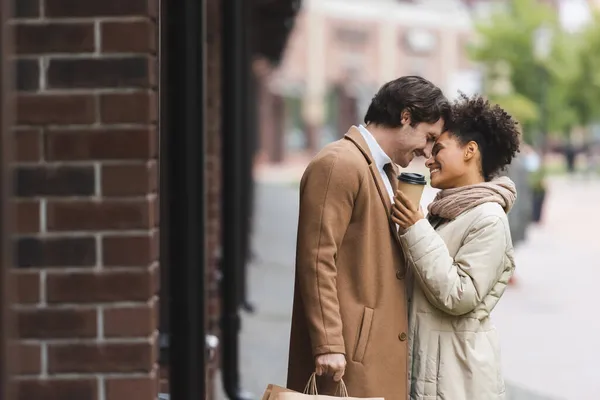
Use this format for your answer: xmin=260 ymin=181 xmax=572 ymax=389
xmin=344 ymin=126 xmax=402 ymax=246
xmin=369 ymin=164 xmax=393 ymax=219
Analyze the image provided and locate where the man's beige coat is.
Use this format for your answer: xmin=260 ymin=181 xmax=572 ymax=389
xmin=287 ymin=127 xmax=409 ymax=400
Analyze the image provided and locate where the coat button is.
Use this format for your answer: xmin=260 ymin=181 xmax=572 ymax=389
xmin=395 ymin=270 xmax=404 ymax=280
xmin=398 ymin=332 xmax=407 ymax=341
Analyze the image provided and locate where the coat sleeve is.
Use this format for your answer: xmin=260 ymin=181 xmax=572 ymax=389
xmin=295 ymin=153 xmax=362 ymax=356
xmin=399 ymin=215 xmax=509 ymax=316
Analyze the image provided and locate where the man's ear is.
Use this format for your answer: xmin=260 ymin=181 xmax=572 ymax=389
xmin=401 ymin=109 xmax=411 ymax=126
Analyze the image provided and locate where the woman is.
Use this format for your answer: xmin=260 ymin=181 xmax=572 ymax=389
xmin=392 ymin=93 xmax=520 ymax=400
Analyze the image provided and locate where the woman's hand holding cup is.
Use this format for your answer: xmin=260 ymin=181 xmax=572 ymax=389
xmin=392 ymin=190 xmax=424 ymax=230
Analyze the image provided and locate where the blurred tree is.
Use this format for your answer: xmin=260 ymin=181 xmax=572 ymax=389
xmin=559 ymin=12 xmax=600 ymax=130
xmin=469 ymin=0 xmax=582 ymax=144
xmin=489 ymin=93 xmax=539 ymax=129
xmin=544 ymin=29 xmax=580 ymax=138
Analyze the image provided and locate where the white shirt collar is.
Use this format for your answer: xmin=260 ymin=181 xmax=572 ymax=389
xmin=358 ymin=124 xmax=392 ymax=171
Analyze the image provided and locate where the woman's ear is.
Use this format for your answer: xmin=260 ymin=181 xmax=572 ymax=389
xmin=464 ymin=141 xmax=479 ymax=161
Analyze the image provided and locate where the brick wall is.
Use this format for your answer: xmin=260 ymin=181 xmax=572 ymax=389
xmin=11 ymin=1 xmax=159 ymax=399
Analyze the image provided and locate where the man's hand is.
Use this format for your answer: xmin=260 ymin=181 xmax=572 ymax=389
xmin=315 ymin=353 xmax=346 ymax=382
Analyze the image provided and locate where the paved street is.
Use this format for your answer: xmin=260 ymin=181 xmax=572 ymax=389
xmin=224 ymin=176 xmax=600 ymax=400
xmin=492 ymin=176 xmax=600 ymax=400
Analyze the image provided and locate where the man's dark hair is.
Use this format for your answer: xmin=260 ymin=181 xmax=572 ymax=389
xmin=363 ymin=75 xmax=450 ymax=128
xmin=448 ymin=93 xmax=521 ymax=181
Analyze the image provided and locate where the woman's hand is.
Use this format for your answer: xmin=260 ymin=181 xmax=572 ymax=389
xmin=392 ymin=190 xmax=425 ymax=230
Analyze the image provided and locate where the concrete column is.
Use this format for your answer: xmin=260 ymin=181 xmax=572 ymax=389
xmin=378 ymin=22 xmax=397 ymax=84
xmin=335 ymin=85 xmax=358 ymax=136
xmin=439 ymin=30 xmax=459 ymax=97
xmin=302 ymin=3 xmax=326 ymax=153
xmin=272 ymin=94 xmax=286 ymax=163
xmin=254 ymin=59 xmax=286 ymax=163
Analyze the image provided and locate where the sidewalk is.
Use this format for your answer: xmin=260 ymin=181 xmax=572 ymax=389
xmin=492 ymin=176 xmax=600 ymax=400
xmin=222 ymin=176 xmax=599 ymax=400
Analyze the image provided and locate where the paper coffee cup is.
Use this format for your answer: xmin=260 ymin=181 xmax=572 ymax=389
xmin=397 ymin=172 xmax=426 ymax=208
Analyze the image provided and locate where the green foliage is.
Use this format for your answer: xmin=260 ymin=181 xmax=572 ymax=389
xmin=564 ymin=12 xmax=600 ymax=126
xmin=487 ymin=93 xmax=538 ymax=142
xmin=470 ymin=0 xmax=556 ymax=102
xmin=470 ymin=0 xmax=600 ymax=144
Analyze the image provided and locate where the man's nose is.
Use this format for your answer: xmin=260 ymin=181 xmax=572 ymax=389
xmin=422 ymin=142 xmax=434 ymax=159
xmin=425 ymin=157 xmax=434 ymax=167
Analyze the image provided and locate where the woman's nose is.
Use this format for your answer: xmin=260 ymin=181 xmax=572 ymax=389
xmin=425 ymin=157 xmax=434 ymax=167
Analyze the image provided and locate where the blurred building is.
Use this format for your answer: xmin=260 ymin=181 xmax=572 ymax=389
xmin=257 ymin=0 xmax=566 ymax=164
xmin=259 ymin=0 xmax=480 ymax=163
xmin=588 ymin=0 xmax=600 ymax=9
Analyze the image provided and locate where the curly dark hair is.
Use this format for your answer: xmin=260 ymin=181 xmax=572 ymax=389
xmin=364 ymin=76 xmax=450 ymax=129
xmin=448 ymin=93 xmax=521 ymax=181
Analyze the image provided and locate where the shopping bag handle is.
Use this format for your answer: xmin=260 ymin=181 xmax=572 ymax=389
xmin=304 ymin=373 xmax=348 ymax=397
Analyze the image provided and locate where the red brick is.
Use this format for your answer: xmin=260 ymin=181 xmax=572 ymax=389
xmin=14 ymin=0 xmax=39 ymax=18
xmin=159 ymin=366 xmax=169 ymax=394
xmin=14 ymin=129 xmax=41 ymax=162
xmin=14 ymin=23 xmax=95 ymax=54
xmin=48 ymin=342 xmax=155 ymax=373
xmin=46 ymin=199 xmax=153 ymax=231
xmin=46 ymin=0 xmax=154 ymax=18
xmin=104 ymin=302 xmax=156 ymax=337
xmin=17 ymin=308 xmax=97 ymax=339
xmin=99 ymin=91 xmax=157 ymax=124
xmin=46 ymin=270 xmax=155 ymax=303
xmin=101 ymin=162 xmax=156 ymax=197
xmin=47 ymin=57 xmax=154 ymax=89
xmin=15 ymin=237 xmax=96 ymax=268
xmin=151 ymin=264 xmax=160 ymax=294
xmin=17 ymin=94 xmax=96 ymax=125
xmin=13 ymin=271 xmax=40 ymax=304
xmin=15 ymin=200 xmax=39 ymax=234
xmin=102 ymin=20 xmax=156 ymax=53
xmin=11 ymin=343 xmax=41 ymax=375
xmin=45 ymin=128 xmax=157 ymax=161
xmin=103 ymin=234 xmax=157 ymax=267
xmin=15 ymin=59 xmax=39 ymax=91
xmin=106 ymin=376 xmax=158 ymax=400
xmin=15 ymin=379 xmax=98 ymax=400
xmin=15 ymin=165 xmax=95 ymax=197
xmin=152 ymin=195 xmax=159 ymax=227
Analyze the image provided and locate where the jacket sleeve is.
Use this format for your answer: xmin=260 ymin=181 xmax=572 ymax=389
xmin=295 ymin=153 xmax=362 ymax=356
xmin=399 ymin=215 xmax=509 ymax=316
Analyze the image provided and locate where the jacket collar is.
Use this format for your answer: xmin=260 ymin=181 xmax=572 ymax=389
xmin=344 ymin=126 xmax=376 ymax=165
xmin=343 ymin=126 xmax=403 ymax=250
xmin=357 ymin=125 xmax=392 ymax=172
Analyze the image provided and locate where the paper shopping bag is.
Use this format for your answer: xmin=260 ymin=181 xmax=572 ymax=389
xmin=277 ymin=374 xmax=384 ymax=400
xmin=261 ymin=383 xmax=297 ymax=400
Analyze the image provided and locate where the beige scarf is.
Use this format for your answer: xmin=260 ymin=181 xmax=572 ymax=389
xmin=427 ymin=176 xmax=517 ymax=220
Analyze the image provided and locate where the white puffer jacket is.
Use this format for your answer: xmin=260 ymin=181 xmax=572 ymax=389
xmin=400 ymin=202 xmax=515 ymax=400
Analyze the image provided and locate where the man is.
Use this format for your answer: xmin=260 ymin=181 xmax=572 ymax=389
xmin=287 ymin=76 xmax=450 ymax=399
